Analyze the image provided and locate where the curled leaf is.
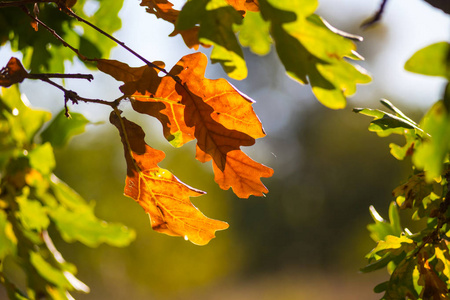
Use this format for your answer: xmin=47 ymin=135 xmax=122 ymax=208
xmin=0 ymin=58 xmax=28 ymax=88
xmin=110 ymin=112 xmax=229 ymax=245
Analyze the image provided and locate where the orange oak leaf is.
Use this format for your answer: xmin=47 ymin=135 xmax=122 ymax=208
xmin=226 ymin=0 xmax=260 ymax=13
xmin=98 ymin=53 xmax=273 ymax=198
xmin=110 ymin=111 xmax=228 ymax=245
xmin=97 ymin=58 xmax=195 ymax=147
xmin=140 ymin=0 xmax=201 ymax=49
xmin=161 ymin=53 xmax=273 ymax=198
xmin=0 ymin=57 xmax=28 ymax=87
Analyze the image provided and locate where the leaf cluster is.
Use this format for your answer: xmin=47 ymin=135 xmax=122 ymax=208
xmin=0 ymin=86 xmax=135 ymax=299
xmin=357 ymin=41 xmax=450 ymax=299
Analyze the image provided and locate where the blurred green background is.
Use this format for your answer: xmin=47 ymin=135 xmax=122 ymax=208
xmin=1 ymin=0 xmax=449 ymax=299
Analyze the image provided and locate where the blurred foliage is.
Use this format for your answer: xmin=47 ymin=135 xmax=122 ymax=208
xmin=0 ymin=86 xmax=134 ymax=299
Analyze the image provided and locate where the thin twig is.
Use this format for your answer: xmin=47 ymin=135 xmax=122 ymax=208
xmin=40 ymin=77 xmax=119 ymax=107
xmin=21 ymin=5 xmax=88 ymax=60
xmin=27 ymin=73 xmax=94 ymax=81
xmin=361 ymin=0 xmax=389 ymax=29
xmin=0 ymin=0 xmax=54 ymax=8
xmin=62 ymin=6 xmax=180 ymax=82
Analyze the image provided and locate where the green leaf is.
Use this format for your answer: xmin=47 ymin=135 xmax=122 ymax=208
xmin=50 ymin=205 xmax=135 ymax=248
xmin=0 ymin=86 xmax=51 ymax=145
xmin=367 ymin=235 xmax=414 ymax=259
xmin=361 ymin=252 xmax=395 ymax=273
xmin=178 ymin=0 xmax=247 ymax=80
xmin=367 ymin=202 xmax=403 ymax=243
xmin=435 ymin=242 xmax=450 ymax=280
xmin=413 ymin=101 xmax=450 ymax=181
xmin=0 ymin=211 xmax=16 ymax=260
xmin=237 ymin=11 xmax=272 ymax=55
xmin=392 ymin=173 xmax=432 ymax=210
xmin=41 ymin=110 xmax=90 ymax=148
xmin=16 ymin=191 xmax=50 ymax=232
xmin=28 ymin=143 xmax=55 ymax=175
xmin=50 ymin=177 xmax=135 ymax=247
xmin=405 ymin=42 xmax=450 ymax=79
xmin=29 ymin=251 xmax=72 ymax=290
xmin=354 ymin=100 xmax=425 ymax=160
xmin=258 ymin=0 xmax=370 ymax=109
xmin=383 ymin=257 xmax=420 ymax=299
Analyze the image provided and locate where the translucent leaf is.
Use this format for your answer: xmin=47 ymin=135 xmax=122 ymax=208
xmin=50 ymin=206 xmax=135 ymax=248
xmin=413 ymin=101 xmax=450 ymax=181
xmin=110 ymin=113 xmax=228 ymax=245
xmin=98 ymin=53 xmax=273 ymax=198
xmin=16 ymin=191 xmax=50 ymax=232
xmin=258 ymin=0 xmax=370 ymax=109
xmin=0 ymin=211 xmax=16 ymax=260
xmin=177 ymin=0 xmax=248 ymax=79
xmin=434 ymin=241 xmax=450 ymax=280
xmin=49 ymin=177 xmax=135 ymax=247
xmin=417 ymin=252 xmax=449 ymax=300
xmin=28 ymin=143 xmax=55 ymax=175
xmin=383 ymin=257 xmax=420 ymax=299
xmin=0 ymin=58 xmax=28 ymax=88
xmin=367 ymin=235 xmax=414 ymax=259
xmin=367 ymin=202 xmax=403 ymax=243
xmin=41 ymin=110 xmax=90 ymax=148
xmin=236 ymin=11 xmax=272 ymax=55
xmin=0 ymin=86 xmax=51 ymax=145
xmin=392 ymin=173 xmax=432 ymax=209
xmin=405 ymin=42 xmax=450 ymax=78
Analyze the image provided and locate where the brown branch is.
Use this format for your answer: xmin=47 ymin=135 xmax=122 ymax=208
xmin=40 ymin=77 xmax=121 ymax=114
xmin=27 ymin=73 xmax=93 ymax=81
xmin=361 ymin=0 xmax=389 ymax=29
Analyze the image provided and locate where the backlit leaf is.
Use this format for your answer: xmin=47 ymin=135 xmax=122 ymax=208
xmin=413 ymin=101 xmax=450 ymax=181
xmin=236 ymin=11 xmax=272 ymax=55
xmin=392 ymin=173 xmax=432 ymax=209
xmin=98 ymin=53 xmax=273 ymax=198
xmin=405 ymin=42 xmax=450 ymax=78
xmin=0 ymin=211 xmax=17 ymax=260
xmin=354 ymin=100 xmax=424 ymax=160
xmin=16 ymin=190 xmax=49 ymax=232
xmin=0 ymin=86 xmax=51 ymax=145
xmin=226 ymin=0 xmax=259 ymax=13
xmin=383 ymin=257 xmax=420 ymax=299
xmin=49 ymin=177 xmax=136 ymax=247
xmin=177 ymin=0 xmax=247 ymax=79
xmin=28 ymin=143 xmax=55 ymax=175
xmin=367 ymin=202 xmax=403 ymax=243
xmin=435 ymin=241 xmax=450 ymax=280
xmin=140 ymin=0 xmax=201 ymax=49
xmin=258 ymin=0 xmax=370 ymax=109
xmin=0 ymin=58 xmax=28 ymax=88
xmin=367 ymin=235 xmax=414 ymax=259
xmin=50 ymin=205 xmax=136 ymax=248
xmin=41 ymin=110 xmax=90 ymax=148
xmin=110 ymin=112 xmax=229 ymax=245
xmin=417 ymin=252 xmax=450 ymax=300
